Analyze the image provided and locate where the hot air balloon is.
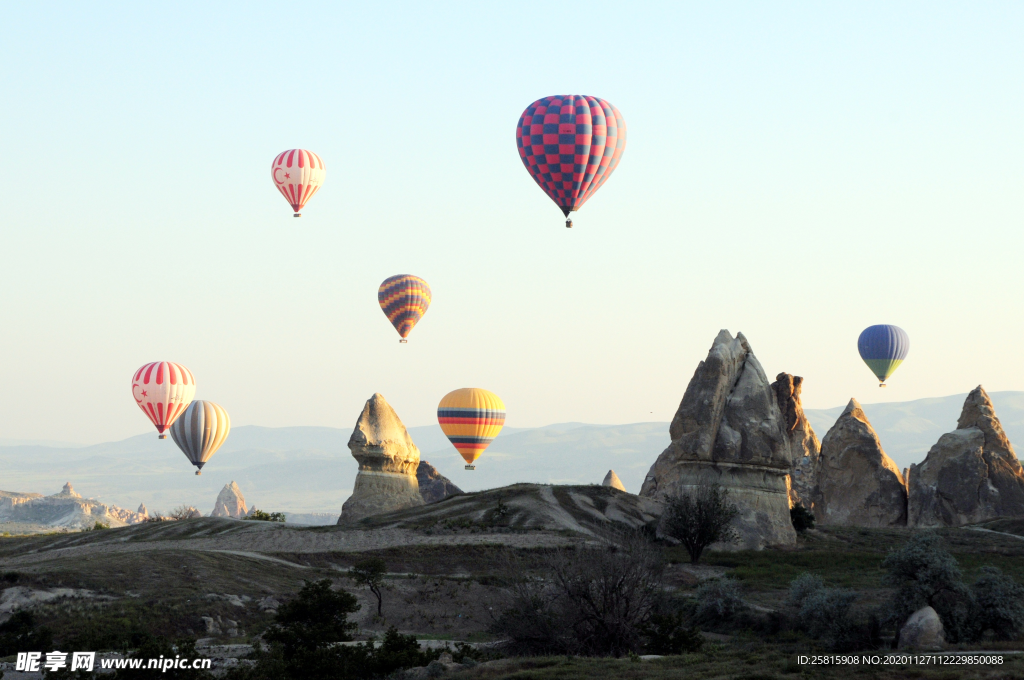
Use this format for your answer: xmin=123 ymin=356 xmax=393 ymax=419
xmin=378 ymin=275 xmax=431 ymax=343
xmin=858 ymin=325 xmax=909 ymax=387
xmin=516 ymin=95 xmax=626 ymax=228
xmin=437 ymin=388 xmax=505 ymax=470
xmin=271 ymin=149 xmax=325 ymax=217
xmin=169 ymin=400 xmax=230 ymax=475
xmin=131 ymin=362 xmax=196 ymax=438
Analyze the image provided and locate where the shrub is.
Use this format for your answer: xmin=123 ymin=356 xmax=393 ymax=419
xmin=169 ymin=506 xmax=202 ymax=520
xmin=0 ymin=611 xmax=54 ymax=658
xmin=881 ymin=532 xmax=972 ymax=643
xmin=660 ymin=479 xmax=740 ymax=564
xmin=642 ymin=610 xmax=703 ymax=655
xmin=245 ymin=509 xmax=286 ymax=522
xmin=1 ymin=571 xmax=19 ymax=583
xmin=786 ymin=572 xmax=825 ymax=608
xmin=695 ymin=578 xmax=745 ymax=622
xmin=971 ymin=566 xmax=1024 ymax=641
xmin=800 ymin=587 xmax=860 ymax=651
xmin=91 ymin=521 xmax=110 ymax=531
xmin=790 ymin=504 xmax=815 ymax=532
xmin=490 ymin=532 xmax=664 ymax=656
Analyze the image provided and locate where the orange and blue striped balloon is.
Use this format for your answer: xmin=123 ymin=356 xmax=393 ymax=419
xmin=378 ymin=275 xmax=431 ymax=342
xmin=437 ymin=388 xmax=505 ymax=468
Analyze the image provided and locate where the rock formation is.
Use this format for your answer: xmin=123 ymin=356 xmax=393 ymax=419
xmin=602 ymin=470 xmax=626 ymax=491
xmin=0 ymin=485 xmax=146 ymax=530
xmin=338 ymin=393 xmax=425 ymax=524
xmin=137 ymin=503 xmax=149 ymax=518
xmin=417 ymin=460 xmax=463 ymax=504
xmin=210 ymin=482 xmax=248 ymax=518
xmin=815 ymin=399 xmax=907 ymax=526
xmin=640 ymin=330 xmax=796 ymax=549
xmin=908 ymin=386 xmax=1024 ymax=527
xmin=771 ymin=373 xmax=821 ymax=510
xmin=898 ymin=606 xmax=945 ymax=650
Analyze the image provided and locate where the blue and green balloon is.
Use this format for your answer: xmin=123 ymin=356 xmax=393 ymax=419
xmin=858 ymin=325 xmax=909 ymax=386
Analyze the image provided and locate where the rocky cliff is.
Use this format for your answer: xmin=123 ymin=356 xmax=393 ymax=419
xmin=771 ymin=373 xmax=821 ymax=509
xmin=210 ymin=482 xmax=248 ymax=518
xmin=640 ymin=330 xmax=796 ymax=549
xmin=908 ymin=386 xmax=1024 ymax=527
xmin=417 ymin=460 xmax=463 ymax=504
xmin=816 ymin=399 xmax=907 ymax=526
xmin=339 ymin=393 xmax=425 ymax=524
xmin=0 ymin=484 xmax=146 ymax=530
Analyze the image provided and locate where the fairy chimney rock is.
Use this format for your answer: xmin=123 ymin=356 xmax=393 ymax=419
xmin=60 ymin=482 xmax=81 ymax=498
xmin=339 ymin=393 xmax=425 ymax=524
xmin=640 ymin=330 xmax=796 ymax=549
xmin=137 ymin=503 xmax=149 ymax=517
xmin=908 ymin=386 xmax=1024 ymax=526
xmin=211 ymin=482 xmax=248 ymax=518
xmin=602 ymin=470 xmax=626 ymax=492
xmin=771 ymin=373 xmax=821 ymax=510
xmin=816 ymin=399 xmax=907 ymax=527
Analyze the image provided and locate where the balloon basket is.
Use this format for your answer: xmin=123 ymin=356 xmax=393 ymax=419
xmin=879 ymin=384 xmax=887 ymax=388
xmin=399 ymin=339 xmax=408 ymax=344
xmin=195 ymin=471 xmax=202 ymax=476
xmin=158 ymin=434 xmax=167 ymax=439
xmin=465 ymin=465 xmax=475 ymax=470
xmin=565 ymin=219 xmax=573 ymax=228
xmin=293 ymin=213 xmax=302 ymax=218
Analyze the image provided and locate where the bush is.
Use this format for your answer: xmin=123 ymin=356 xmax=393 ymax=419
xmin=786 ymin=572 xmax=824 ymax=608
xmin=971 ymin=566 xmax=1024 ymax=641
xmin=1 ymin=571 xmax=19 ymax=583
xmin=0 ymin=611 xmax=54 ymax=658
xmin=660 ymin=479 xmax=740 ymax=564
xmin=790 ymin=504 xmax=815 ymax=532
xmin=881 ymin=532 xmax=972 ymax=643
xmin=800 ymin=587 xmax=860 ymax=651
xmin=695 ymin=578 xmax=745 ymax=622
xmin=642 ymin=610 xmax=703 ymax=655
xmin=490 ymin=532 xmax=664 ymax=656
xmin=245 ymin=509 xmax=285 ymax=522
xmin=169 ymin=506 xmax=201 ymax=520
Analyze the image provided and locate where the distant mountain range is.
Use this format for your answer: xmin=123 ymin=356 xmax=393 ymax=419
xmin=1 ymin=391 xmax=1021 ymax=516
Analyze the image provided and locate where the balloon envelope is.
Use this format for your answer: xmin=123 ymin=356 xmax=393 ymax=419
xmin=437 ymin=388 xmax=505 ymax=466
xmin=378 ymin=275 xmax=431 ymax=340
xmin=131 ymin=362 xmax=196 ymax=437
xmin=169 ymin=400 xmax=231 ymax=474
xmin=858 ymin=325 xmax=910 ymax=383
xmin=271 ymin=149 xmax=325 ymax=215
xmin=516 ymin=95 xmax=626 ymax=218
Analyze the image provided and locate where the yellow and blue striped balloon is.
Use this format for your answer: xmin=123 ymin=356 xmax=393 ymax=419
xmin=437 ymin=388 xmax=505 ymax=469
xmin=858 ymin=324 xmax=909 ymax=386
xmin=378 ymin=275 xmax=431 ymax=342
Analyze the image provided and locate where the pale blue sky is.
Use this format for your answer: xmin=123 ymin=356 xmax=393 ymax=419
xmin=1 ymin=2 xmax=1022 ymax=444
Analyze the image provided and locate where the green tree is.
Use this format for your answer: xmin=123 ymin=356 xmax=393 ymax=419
xmin=244 ymin=509 xmax=286 ymax=522
xmin=660 ymin=479 xmax=740 ymax=564
xmin=882 ymin=532 xmax=972 ymax=642
xmin=0 ymin=611 xmax=53 ymax=658
xmin=790 ymin=504 xmax=815 ymax=532
xmin=264 ymin=579 xmax=359 ymax=657
xmin=350 ymin=558 xmax=387 ymax=617
xmin=971 ymin=566 xmax=1024 ymax=640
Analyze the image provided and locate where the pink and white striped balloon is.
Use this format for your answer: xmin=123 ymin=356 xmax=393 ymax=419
xmin=131 ymin=362 xmax=196 ymax=438
xmin=271 ymin=149 xmax=325 ymax=217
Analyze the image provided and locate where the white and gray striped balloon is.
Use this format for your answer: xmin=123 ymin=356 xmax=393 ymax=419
xmin=169 ymin=400 xmax=231 ymax=475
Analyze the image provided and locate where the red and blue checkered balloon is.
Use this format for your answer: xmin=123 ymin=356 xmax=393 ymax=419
xmin=516 ymin=95 xmax=627 ymax=221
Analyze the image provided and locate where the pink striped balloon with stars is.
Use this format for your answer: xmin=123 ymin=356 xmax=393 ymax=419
xmin=271 ymin=149 xmax=326 ymax=217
